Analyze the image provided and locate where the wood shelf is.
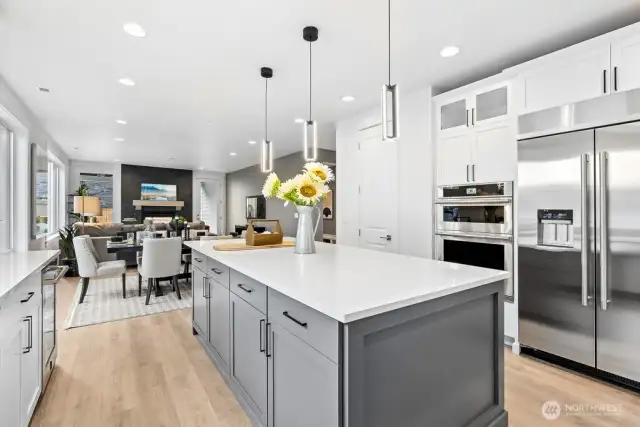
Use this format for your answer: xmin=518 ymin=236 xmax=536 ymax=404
xmin=132 ymin=200 xmax=185 ymax=210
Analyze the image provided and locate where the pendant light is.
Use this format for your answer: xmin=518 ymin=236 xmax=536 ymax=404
xmin=381 ymin=0 xmax=399 ymax=140
xmin=261 ymin=67 xmax=274 ymax=173
xmin=302 ymin=26 xmax=319 ymax=161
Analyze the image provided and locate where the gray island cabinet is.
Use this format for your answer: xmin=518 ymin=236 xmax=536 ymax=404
xmin=185 ymin=241 xmax=509 ymax=427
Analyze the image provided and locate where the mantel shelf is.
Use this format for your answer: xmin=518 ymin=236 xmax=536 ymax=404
xmin=132 ymin=200 xmax=185 ymax=210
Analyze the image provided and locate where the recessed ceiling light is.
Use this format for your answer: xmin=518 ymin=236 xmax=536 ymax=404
xmin=118 ymin=78 xmax=136 ymax=87
xmin=114 ymin=137 xmax=124 ymax=142
xmin=341 ymin=95 xmax=355 ymax=102
xmin=116 ymin=120 xmax=127 ymax=125
xmin=248 ymin=140 xmax=257 ymax=145
xmin=294 ymin=118 xmax=305 ymax=124
xmin=123 ymin=22 xmax=146 ymax=38
xmin=440 ymin=46 xmax=460 ymax=58
xmin=38 ymin=87 xmax=50 ymax=93
xmin=230 ymin=152 xmax=237 ymax=156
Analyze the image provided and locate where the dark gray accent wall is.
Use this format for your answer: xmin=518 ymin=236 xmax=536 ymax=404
xmin=121 ymin=164 xmax=193 ymax=220
xmin=226 ymin=149 xmax=336 ymax=239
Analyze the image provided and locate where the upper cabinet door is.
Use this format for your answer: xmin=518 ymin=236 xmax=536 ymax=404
xmin=611 ymin=34 xmax=640 ymax=93
xmin=437 ymin=133 xmax=474 ymax=186
xmin=472 ymin=83 xmax=510 ymax=128
xmin=438 ymin=96 xmax=470 ymax=137
xmin=520 ymin=47 xmax=611 ymax=113
xmin=472 ymin=123 xmax=516 ymax=183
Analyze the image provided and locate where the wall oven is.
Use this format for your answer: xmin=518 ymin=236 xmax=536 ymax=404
xmin=434 ymin=182 xmax=514 ymax=301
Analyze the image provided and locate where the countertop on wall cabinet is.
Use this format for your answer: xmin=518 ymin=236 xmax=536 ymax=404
xmin=0 ymin=250 xmax=60 ymax=300
xmin=184 ymin=240 xmax=508 ymax=323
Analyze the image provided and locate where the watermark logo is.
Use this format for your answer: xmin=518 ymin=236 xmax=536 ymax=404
xmin=541 ymin=400 xmax=623 ymax=421
xmin=542 ymin=401 xmax=562 ymax=420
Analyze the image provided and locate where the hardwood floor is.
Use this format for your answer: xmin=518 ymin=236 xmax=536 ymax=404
xmin=32 ymin=275 xmax=640 ymax=427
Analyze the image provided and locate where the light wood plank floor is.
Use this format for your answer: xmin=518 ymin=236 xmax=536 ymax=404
xmin=32 ymin=275 xmax=640 ymax=427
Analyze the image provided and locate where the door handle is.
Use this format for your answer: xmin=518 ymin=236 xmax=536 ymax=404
xmin=22 ymin=316 xmax=32 ymax=353
xmin=379 ymin=235 xmax=392 ymax=241
xmin=471 ymin=164 xmax=476 ymax=182
xmin=614 ymin=66 xmax=618 ymax=91
xmin=266 ymin=322 xmax=272 ymax=358
xmin=603 ymin=69 xmax=607 ymax=94
xmin=237 ymin=284 xmax=253 ymax=293
xmin=580 ymin=153 xmax=592 ymax=307
xmin=600 ymin=152 xmax=610 ymax=310
xmin=471 ymin=108 xmax=475 ymax=126
xmin=466 ymin=165 xmax=470 ymax=182
xmin=194 ymin=258 xmax=203 ymax=263
xmin=211 ymin=268 xmax=223 ymax=275
xmin=21 ymin=292 xmax=35 ymax=303
xmin=202 ymin=277 xmax=206 ymax=298
xmin=282 ymin=311 xmax=308 ymax=328
xmin=259 ymin=319 xmax=266 ymax=353
xmin=466 ymin=109 xmax=469 ymax=127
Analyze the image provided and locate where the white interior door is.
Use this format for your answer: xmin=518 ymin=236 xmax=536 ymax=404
xmin=198 ymin=179 xmax=222 ymax=234
xmin=357 ymin=124 xmax=398 ymax=252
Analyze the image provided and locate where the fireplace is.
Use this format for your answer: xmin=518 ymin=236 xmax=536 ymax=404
xmin=132 ymin=200 xmax=185 ymax=223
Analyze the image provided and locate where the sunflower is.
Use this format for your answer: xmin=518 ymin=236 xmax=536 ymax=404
xmin=304 ymin=162 xmax=334 ymax=183
xmin=261 ymin=172 xmax=280 ymax=198
xmin=296 ymin=173 xmax=329 ymax=205
xmin=278 ymin=177 xmax=301 ymax=206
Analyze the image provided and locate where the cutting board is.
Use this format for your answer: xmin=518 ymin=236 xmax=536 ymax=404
xmin=213 ymin=241 xmax=296 ymax=251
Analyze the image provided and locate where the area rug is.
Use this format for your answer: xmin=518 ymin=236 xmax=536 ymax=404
xmin=65 ymin=275 xmax=192 ymax=329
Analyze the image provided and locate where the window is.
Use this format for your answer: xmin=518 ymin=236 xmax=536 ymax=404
xmin=44 ymin=155 xmax=65 ymax=235
xmin=0 ymin=123 xmax=14 ymax=252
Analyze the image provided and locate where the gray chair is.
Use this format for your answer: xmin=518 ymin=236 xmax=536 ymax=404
xmin=73 ymin=236 xmax=127 ymax=303
xmin=138 ymin=237 xmax=183 ymax=305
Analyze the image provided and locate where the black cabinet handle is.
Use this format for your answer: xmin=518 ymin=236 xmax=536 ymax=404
xmin=603 ymin=69 xmax=607 ymax=94
xmin=471 ymin=108 xmax=475 ymax=126
xmin=282 ymin=311 xmax=308 ymax=328
xmin=259 ymin=319 xmax=265 ymax=353
xmin=466 ymin=109 xmax=469 ymax=127
xmin=211 ymin=268 xmax=223 ymax=275
xmin=194 ymin=258 xmax=203 ymax=263
xmin=22 ymin=316 xmax=32 ymax=353
xmin=21 ymin=292 xmax=34 ymax=303
xmin=614 ymin=66 xmax=618 ymax=91
xmin=266 ymin=322 xmax=272 ymax=358
xmin=237 ymin=284 xmax=253 ymax=293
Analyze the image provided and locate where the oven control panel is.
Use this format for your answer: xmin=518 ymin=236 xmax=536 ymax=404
xmin=537 ymin=209 xmax=574 ymax=248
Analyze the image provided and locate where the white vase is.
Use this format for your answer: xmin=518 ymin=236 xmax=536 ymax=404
xmin=294 ymin=205 xmax=321 ymax=254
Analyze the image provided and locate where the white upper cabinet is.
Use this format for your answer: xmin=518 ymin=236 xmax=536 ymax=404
xmin=472 ymin=123 xmax=516 ymax=184
xmin=611 ymin=34 xmax=640 ymax=93
xmin=437 ymin=133 xmax=473 ymax=186
xmin=472 ymin=83 xmax=510 ymax=128
xmin=438 ymin=96 xmax=469 ymax=137
xmin=519 ymin=47 xmax=611 ymax=114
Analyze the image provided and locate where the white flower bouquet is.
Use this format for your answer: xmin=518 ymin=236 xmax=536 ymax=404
xmin=262 ymin=162 xmax=334 ymax=207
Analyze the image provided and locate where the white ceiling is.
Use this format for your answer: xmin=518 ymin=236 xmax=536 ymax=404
xmin=1 ymin=0 xmax=640 ymax=172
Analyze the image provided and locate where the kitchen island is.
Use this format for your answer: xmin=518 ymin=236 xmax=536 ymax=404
xmin=184 ymin=240 xmax=509 ymax=427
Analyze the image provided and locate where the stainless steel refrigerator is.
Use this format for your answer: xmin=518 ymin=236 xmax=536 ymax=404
xmin=518 ymin=122 xmax=640 ymax=387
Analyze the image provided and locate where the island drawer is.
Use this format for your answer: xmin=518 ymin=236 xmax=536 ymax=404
xmin=191 ymin=251 xmax=207 ymax=272
xmin=207 ymin=258 xmax=229 ymax=288
xmin=230 ymin=270 xmax=267 ymax=314
xmin=268 ymin=289 xmax=340 ymax=364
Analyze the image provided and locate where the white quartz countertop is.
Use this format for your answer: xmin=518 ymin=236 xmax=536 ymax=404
xmin=0 ymin=250 xmax=60 ymax=300
xmin=184 ymin=241 xmax=509 ymax=323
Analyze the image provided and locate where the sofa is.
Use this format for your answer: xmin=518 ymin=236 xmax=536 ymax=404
xmin=74 ymin=221 xmax=209 ymax=266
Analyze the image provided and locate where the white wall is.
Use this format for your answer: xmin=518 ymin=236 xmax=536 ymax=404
xmin=0 ymin=74 xmax=69 ymax=251
xmin=69 ymin=160 xmax=122 ymax=223
xmin=336 ymin=86 xmax=433 ymax=258
xmin=193 ymin=170 xmax=226 ymax=234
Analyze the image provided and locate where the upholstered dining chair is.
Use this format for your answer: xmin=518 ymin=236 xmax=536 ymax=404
xmin=73 ymin=236 xmax=127 ymax=304
xmin=138 ymin=237 xmax=183 ymax=305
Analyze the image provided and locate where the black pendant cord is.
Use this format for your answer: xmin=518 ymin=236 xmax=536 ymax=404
xmin=388 ymin=0 xmax=391 ymax=85
xmin=265 ymin=78 xmax=268 ymax=142
xmin=309 ymin=41 xmax=312 ymax=122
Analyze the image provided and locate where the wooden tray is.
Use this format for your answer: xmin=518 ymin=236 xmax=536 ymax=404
xmin=246 ymin=219 xmax=284 ymax=246
xmin=213 ymin=241 xmax=295 ymax=251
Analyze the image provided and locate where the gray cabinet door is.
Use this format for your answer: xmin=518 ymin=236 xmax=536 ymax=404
xmin=192 ymin=268 xmax=208 ymax=339
xmin=230 ymin=293 xmax=267 ymax=424
xmin=208 ymin=278 xmax=229 ymax=367
xmin=268 ymin=321 xmax=339 ymax=427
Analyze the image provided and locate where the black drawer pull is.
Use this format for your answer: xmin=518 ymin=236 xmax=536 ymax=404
xmin=283 ymin=311 xmax=307 ymax=328
xmin=194 ymin=258 xmax=203 ymax=263
xmin=21 ymin=292 xmax=35 ymax=303
xmin=211 ymin=268 xmax=223 ymax=275
xmin=237 ymin=284 xmax=253 ymax=293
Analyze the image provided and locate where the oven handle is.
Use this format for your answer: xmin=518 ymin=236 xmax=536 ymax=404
xmin=436 ymin=231 xmax=513 ymax=243
xmin=434 ymin=197 xmax=512 ymax=205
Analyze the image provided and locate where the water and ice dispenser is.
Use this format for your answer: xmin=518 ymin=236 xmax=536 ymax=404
xmin=537 ymin=209 xmax=574 ymax=248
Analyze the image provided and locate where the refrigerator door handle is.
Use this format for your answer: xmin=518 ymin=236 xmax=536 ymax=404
xmin=581 ymin=153 xmax=592 ymax=306
xmin=600 ymin=151 xmax=610 ymax=310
